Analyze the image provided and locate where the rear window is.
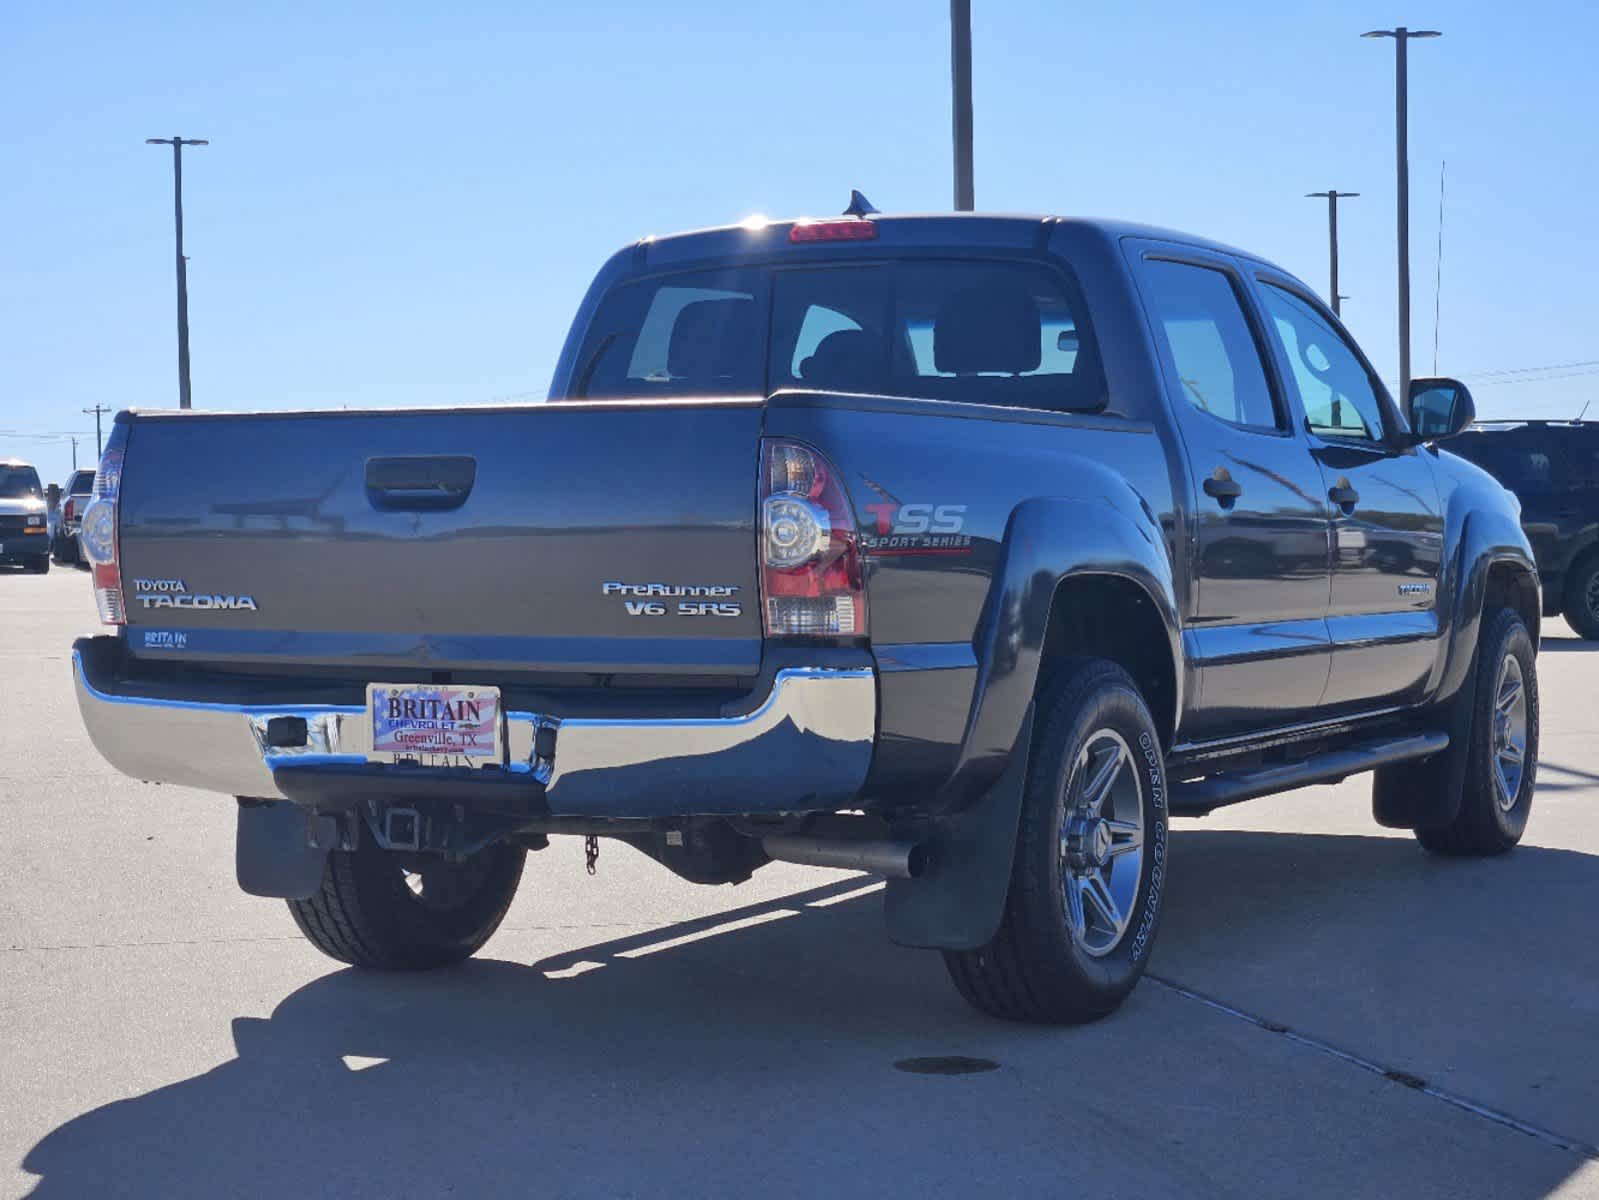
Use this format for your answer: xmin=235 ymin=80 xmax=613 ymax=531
xmin=1450 ymin=432 xmax=1560 ymax=493
xmin=0 ymin=466 xmax=42 ymax=500
xmin=570 ymin=259 xmax=1105 ymax=411
xmin=574 ymin=269 xmax=763 ymax=399
xmin=68 ymin=470 xmax=96 ymax=495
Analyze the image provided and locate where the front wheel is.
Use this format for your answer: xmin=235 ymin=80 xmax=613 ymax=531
xmin=1414 ymin=607 xmax=1538 ymax=856
xmin=288 ymin=838 xmax=525 ymax=969
xmin=944 ymin=659 xmax=1169 ymax=1024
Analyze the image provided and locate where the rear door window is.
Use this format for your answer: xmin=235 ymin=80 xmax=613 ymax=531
xmin=1139 ymin=260 xmax=1282 ymax=431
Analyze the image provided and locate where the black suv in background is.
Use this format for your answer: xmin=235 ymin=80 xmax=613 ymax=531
xmin=1449 ymin=420 xmax=1599 ymax=638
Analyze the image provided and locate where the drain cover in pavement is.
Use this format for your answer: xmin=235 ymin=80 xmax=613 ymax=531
xmin=893 ymin=1056 xmax=1000 ymax=1075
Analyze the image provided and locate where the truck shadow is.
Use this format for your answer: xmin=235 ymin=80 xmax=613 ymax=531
xmin=19 ymin=833 xmax=1598 ymax=1198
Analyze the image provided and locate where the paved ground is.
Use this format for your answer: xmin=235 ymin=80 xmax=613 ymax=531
xmin=2 ymin=565 xmax=1596 ymax=1198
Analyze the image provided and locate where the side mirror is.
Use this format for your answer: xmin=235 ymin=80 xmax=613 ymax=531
xmin=1407 ymin=377 xmax=1475 ymax=443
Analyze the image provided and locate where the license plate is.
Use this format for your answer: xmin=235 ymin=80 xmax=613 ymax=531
xmin=367 ymin=683 xmax=503 ymax=766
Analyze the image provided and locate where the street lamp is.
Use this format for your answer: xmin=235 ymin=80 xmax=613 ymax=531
xmin=1306 ymin=190 xmax=1359 ymax=318
xmin=1362 ymin=27 xmax=1440 ymax=407
xmin=145 ymin=136 xmax=208 ymax=409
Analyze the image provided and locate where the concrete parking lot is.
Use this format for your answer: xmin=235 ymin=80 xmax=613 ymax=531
xmin=2 ymin=565 xmax=1596 ymax=1198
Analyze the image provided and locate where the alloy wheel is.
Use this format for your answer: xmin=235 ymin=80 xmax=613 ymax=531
xmin=1490 ymin=654 xmax=1528 ymax=813
xmin=1059 ymin=729 xmax=1146 ymax=957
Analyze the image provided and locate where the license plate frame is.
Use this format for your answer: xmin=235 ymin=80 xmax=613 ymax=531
xmin=366 ymin=683 xmax=504 ymax=767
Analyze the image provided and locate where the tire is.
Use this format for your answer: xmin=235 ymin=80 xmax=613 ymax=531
xmin=1414 ymin=607 xmax=1538 ymax=856
xmin=944 ymin=659 xmax=1169 ymax=1024
xmin=1561 ymin=553 xmax=1599 ymax=640
xmin=288 ymin=837 xmax=525 ymax=969
xmin=27 ymin=555 xmax=50 ymax=575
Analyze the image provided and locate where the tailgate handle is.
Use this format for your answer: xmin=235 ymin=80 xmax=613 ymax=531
xmin=365 ymin=456 xmax=476 ymax=511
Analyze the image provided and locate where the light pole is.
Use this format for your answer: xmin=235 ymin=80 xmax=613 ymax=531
xmin=145 ymin=136 xmax=208 ymax=409
xmin=83 ymin=405 xmax=110 ymax=457
xmin=1362 ymin=27 xmax=1440 ymax=406
xmin=950 ymin=0 xmax=974 ymax=211
xmin=1306 ymin=191 xmax=1359 ymax=317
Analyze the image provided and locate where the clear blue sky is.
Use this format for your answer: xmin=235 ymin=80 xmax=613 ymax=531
xmin=4 ymin=0 xmax=1596 ymax=484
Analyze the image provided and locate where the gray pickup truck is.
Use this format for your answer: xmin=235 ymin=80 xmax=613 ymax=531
xmin=73 ymin=211 xmax=1540 ymax=1023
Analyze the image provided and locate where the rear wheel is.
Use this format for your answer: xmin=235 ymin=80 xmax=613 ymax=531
xmin=289 ymin=837 xmax=525 ymax=969
xmin=944 ymin=660 xmax=1168 ymax=1024
xmin=1414 ymin=607 xmax=1538 ymax=856
xmin=26 ymin=555 xmax=49 ymax=574
xmin=1561 ymin=553 xmax=1599 ymax=640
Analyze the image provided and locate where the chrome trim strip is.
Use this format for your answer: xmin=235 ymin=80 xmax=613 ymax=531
xmin=73 ymin=651 xmax=876 ymax=814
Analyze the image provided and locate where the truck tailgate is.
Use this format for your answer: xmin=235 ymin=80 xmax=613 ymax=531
xmin=117 ymin=401 xmax=764 ymax=676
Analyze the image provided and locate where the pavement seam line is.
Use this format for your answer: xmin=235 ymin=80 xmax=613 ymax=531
xmin=1145 ymin=974 xmax=1599 ymax=1162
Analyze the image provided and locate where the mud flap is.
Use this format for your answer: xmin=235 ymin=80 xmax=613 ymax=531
xmin=884 ymin=705 xmax=1034 ymax=950
xmin=236 ymin=800 xmax=337 ymax=899
xmin=1372 ymin=651 xmax=1477 ymax=830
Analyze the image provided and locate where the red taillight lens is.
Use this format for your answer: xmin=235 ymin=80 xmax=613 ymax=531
xmin=788 ymin=219 xmax=877 ymax=243
xmin=759 ymin=440 xmax=866 ymax=637
xmin=63 ymin=497 xmax=77 ymax=522
xmin=82 ymin=447 xmax=125 ymax=626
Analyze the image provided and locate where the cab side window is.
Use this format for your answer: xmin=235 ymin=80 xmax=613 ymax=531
xmin=1140 ymin=259 xmax=1282 ymax=432
xmin=1258 ymin=284 xmax=1386 ymax=442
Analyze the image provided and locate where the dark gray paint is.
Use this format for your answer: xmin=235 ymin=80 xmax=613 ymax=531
xmin=108 ymin=214 xmax=1537 ymax=818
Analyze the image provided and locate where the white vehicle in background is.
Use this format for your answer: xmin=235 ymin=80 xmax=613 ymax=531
xmin=52 ymin=468 xmax=97 ymax=566
xmin=0 ymin=459 xmax=51 ymax=574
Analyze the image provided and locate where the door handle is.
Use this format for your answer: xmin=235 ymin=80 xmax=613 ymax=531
xmin=1202 ymin=473 xmax=1243 ymax=508
xmin=366 ymin=456 xmax=477 ymax=511
xmin=1328 ymin=480 xmax=1360 ymax=514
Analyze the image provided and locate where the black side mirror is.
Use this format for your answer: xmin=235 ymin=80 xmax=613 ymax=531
xmin=1407 ymin=377 xmax=1475 ymax=443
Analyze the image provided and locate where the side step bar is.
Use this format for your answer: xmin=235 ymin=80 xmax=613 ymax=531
xmin=1169 ymin=731 xmax=1449 ymax=816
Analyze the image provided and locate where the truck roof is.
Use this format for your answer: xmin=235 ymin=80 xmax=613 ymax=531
xmin=630 ymin=212 xmax=1268 ymax=271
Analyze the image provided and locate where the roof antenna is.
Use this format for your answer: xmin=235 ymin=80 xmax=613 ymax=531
xmin=844 ymin=190 xmax=879 ymax=217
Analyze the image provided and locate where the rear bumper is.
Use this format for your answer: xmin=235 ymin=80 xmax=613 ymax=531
xmin=0 ymin=534 xmax=49 ymax=559
xmin=72 ymin=638 xmax=876 ymax=818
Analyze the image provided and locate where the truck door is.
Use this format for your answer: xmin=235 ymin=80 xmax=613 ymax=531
xmin=1250 ymin=274 xmax=1445 ymax=709
xmin=1131 ymin=246 xmax=1332 ymax=741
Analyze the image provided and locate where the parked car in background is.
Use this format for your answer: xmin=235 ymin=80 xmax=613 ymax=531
xmin=71 ymin=212 xmax=1540 ymax=1024
xmin=1447 ymin=420 xmax=1599 ymax=638
xmin=52 ymin=468 xmax=97 ymax=565
xmin=0 ymin=458 xmax=51 ymax=573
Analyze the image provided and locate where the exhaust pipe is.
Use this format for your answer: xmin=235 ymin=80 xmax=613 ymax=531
xmin=761 ymin=833 xmax=928 ymax=880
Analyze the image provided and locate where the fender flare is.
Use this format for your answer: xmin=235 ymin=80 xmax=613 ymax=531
xmin=885 ymin=491 xmax=1180 ymax=950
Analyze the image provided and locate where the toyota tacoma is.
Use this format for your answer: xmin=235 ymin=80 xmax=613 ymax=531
xmin=72 ymin=209 xmax=1541 ymax=1023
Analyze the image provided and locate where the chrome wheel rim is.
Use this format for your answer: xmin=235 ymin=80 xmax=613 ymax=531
xmin=1491 ymin=655 xmax=1528 ymax=812
xmin=1059 ymin=729 xmax=1145 ymax=957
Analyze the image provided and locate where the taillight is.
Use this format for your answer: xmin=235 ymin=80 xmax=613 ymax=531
xmin=63 ymin=497 xmax=77 ymax=522
xmin=759 ymin=440 xmax=867 ymax=637
xmin=81 ymin=446 xmax=125 ymax=626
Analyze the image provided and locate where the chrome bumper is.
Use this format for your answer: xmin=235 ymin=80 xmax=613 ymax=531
xmin=72 ymin=646 xmax=876 ymax=817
